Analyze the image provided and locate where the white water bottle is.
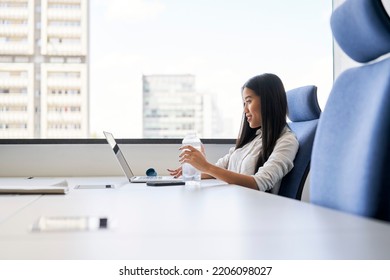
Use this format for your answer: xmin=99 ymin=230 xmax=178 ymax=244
xmin=182 ymin=132 xmax=202 ymax=182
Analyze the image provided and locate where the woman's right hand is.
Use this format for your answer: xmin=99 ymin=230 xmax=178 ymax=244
xmin=167 ymin=167 xmax=182 ymax=178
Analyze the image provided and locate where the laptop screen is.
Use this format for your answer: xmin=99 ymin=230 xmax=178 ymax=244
xmin=103 ymin=131 xmax=134 ymax=180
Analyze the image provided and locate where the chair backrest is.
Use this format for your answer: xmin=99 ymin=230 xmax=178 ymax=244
xmin=279 ymin=85 xmax=321 ymax=200
xmin=310 ymin=0 xmax=390 ymax=221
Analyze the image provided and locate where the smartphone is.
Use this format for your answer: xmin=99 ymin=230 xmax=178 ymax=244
xmin=146 ymin=181 xmax=185 ymax=187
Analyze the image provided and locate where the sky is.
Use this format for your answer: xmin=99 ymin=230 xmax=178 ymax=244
xmin=89 ymin=0 xmax=333 ymax=138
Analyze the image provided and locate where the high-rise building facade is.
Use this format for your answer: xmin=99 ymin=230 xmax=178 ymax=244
xmin=143 ymin=74 xmax=204 ymax=138
xmin=0 ymin=0 xmax=88 ymax=138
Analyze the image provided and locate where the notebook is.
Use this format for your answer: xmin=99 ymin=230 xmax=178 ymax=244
xmin=103 ymin=131 xmax=183 ymax=183
xmin=0 ymin=179 xmax=69 ymax=194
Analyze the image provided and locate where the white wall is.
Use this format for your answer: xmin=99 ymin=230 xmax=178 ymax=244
xmin=0 ymin=142 xmax=232 ymax=177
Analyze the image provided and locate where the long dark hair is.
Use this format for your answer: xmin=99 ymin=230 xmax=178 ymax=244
xmin=236 ymin=73 xmax=288 ymax=171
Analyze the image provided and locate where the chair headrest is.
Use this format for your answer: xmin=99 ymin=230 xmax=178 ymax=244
xmin=331 ymin=0 xmax=390 ymax=63
xmin=287 ymin=85 xmax=321 ymax=122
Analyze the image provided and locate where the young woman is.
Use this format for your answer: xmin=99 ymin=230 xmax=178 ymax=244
xmin=169 ymin=73 xmax=299 ymax=193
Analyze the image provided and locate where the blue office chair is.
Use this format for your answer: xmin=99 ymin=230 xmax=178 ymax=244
xmin=310 ymin=0 xmax=390 ymax=221
xmin=278 ymin=85 xmax=321 ymax=200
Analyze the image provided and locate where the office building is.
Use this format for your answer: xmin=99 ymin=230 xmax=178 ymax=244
xmin=142 ymin=74 xmax=204 ymax=138
xmin=0 ymin=0 xmax=88 ymax=138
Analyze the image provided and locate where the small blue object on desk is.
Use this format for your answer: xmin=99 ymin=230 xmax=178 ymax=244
xmin=146 ymin=168 xmax=157 ymax=177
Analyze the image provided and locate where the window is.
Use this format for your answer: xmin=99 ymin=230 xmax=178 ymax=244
xmin=90 ymin=0 xmax=333 ymax=138
xmin=0 ymin=0 xmax=333 ymax=139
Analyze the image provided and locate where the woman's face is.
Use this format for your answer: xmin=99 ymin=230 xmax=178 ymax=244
xmin=242 ymin=87 xmax=262 ymax=128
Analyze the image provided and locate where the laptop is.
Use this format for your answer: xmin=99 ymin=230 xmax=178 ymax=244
xmin=103 ymin=131 xmax=184 ymax=183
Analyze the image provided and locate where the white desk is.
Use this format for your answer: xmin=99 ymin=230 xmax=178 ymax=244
xmin=1 ymin=177 xmax=390 ymax=260
xmin=0 ymin=177 xmax=42 ymax=224
xmin=0 ymin=196 xmax=40 ymax=223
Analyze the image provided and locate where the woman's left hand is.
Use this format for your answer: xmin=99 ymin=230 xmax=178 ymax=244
xmin=167 ymin=167 xmax=182 ymax=178
xmin=179 ymin=145 xmax=210 ymax=172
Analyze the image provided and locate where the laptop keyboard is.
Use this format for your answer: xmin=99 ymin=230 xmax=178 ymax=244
xmin=138 ymin=176 xmax=163 ymax=180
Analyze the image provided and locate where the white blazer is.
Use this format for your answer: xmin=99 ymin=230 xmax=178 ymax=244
xmin=215 ymin=126 xmax=299 ymax=193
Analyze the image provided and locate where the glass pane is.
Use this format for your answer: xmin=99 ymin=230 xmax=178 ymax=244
xmin=91 ymin=0 xmax=332 ymax=138
xmin=0 ymin=0 xmax=332 ymax=139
